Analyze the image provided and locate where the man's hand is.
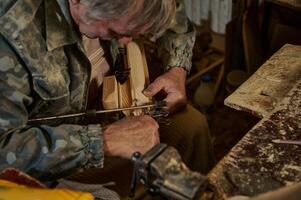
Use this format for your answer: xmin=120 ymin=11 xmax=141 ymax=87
xmin=143 ymin=67 xmax=187 ymax=113
xmin=103 ymin=115 xmax=159 ymax=159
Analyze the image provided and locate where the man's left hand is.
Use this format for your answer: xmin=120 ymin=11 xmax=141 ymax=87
xmin=143 ymin=67 xmax=187 ymax=114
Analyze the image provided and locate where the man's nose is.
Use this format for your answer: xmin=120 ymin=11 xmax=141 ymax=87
xmin=118 ymin=37 xmax=132 ymax=45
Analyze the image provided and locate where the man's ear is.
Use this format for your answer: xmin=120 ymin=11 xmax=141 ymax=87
xmin=70 ymin=0 xmax=80 ymax=5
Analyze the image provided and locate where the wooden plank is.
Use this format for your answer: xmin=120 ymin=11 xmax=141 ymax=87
xmin=126 ymin=42 xmax=151 ymax=116
xmin=225 ymin=44 xmax=301 ymax=118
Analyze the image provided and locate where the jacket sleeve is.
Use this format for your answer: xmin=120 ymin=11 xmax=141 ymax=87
xmin=0 ymin=36 xmax=104 ymax=181
xmin=157 ymin=0 xmax=196 ymax=73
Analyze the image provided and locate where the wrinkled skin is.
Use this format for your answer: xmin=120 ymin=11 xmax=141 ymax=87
xmin=144 ymin=67 xmax=187 ymax=114
xmin=102 ymin=67 xmax=187 ymax=158
xmin=103 ymin=116 xmax=160 ymax=159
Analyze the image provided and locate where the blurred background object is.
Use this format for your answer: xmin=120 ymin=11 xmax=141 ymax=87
xmin=185 ymin=0 xmax=232 ymax=34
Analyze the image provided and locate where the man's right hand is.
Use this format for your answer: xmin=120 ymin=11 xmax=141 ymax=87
xmin=103 ymin=115 xmax=160 ymax=159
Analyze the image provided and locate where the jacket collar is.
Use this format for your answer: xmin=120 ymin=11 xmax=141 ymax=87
xmin=45 ymin=0 xmax=81 ymax=51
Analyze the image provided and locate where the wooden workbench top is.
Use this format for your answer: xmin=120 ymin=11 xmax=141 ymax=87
xmin=225 ymin=44 xmax=301 ymax=118
xmin=205 ymin=44 xmax=301 ymax=199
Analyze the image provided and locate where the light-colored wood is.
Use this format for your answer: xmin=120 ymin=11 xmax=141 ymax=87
xmin=126 ymin=41 xmax=151 ymax=116
xmin=139 ymin=42 xmax=150 ymax=86
xmin=102 ymin=76 xmax=119 ymax=109
xmin=127 ymin=42 xmax=151 ymax=106
xmin=102 ymin=41 xmax=151 ymax=116
xmin=225 ymin=44 xmax=301 ymax=118
xmin=117 ymin=79 xmax=132 ymax=116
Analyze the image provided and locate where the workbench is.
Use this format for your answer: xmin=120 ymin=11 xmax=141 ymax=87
xmin=205 ymin=44 xmax=301 ymax=199
xmin=225 ymin=44 xmax=301 ymax=118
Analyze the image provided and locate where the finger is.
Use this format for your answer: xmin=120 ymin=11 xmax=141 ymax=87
xmin=155 ymin=130 xmax=160 ymax=144
xmin=145 ymin=116 xmax=160 ymax=145
xmin=163 ymin=93 xmax=178 ymax=108
xmin=163 ymin=93 xmax=187 ymax=113
xmin=150 ymin=132 xmax=160 ymax=147
xmin=143 ymin=79 xmax=164 ymax=97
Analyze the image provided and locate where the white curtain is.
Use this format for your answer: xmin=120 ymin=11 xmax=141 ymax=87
xmin=185 ymin=0 xmax=232 ymax=34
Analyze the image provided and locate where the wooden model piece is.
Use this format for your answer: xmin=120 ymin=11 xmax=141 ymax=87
xmin=102 ymin=41 xmax=151 ymax=116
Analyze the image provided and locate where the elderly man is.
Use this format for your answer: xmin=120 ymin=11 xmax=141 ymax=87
xmin=0 ymin=0 xmax=214 ymax=192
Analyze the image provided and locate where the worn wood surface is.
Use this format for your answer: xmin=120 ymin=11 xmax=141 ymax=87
xmin=204 ymin=45 xmax=301 ymax=199
xmin=207 ymin=79 xmax=301 ymax=199
xmin=225 ymin=44 xmax=301 ymax=118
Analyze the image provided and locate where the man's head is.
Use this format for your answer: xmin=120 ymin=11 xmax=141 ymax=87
xmin=69 ymin=0 xmax=176 ymax=44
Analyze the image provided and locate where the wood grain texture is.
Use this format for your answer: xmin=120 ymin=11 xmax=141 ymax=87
xmin=203 ymin=44 xmax=301 ymax=200
xmin=102 ymin=76 xmax=119 ymax=109
xmin=126 ymin=42 xmax=151 ymax=106
xmin=118 ymin=79 xmax=132 ymax=116
xmin=126 ymin=41 xmax=151 ymax=116
xmin=225 ymin=44 xmax=301 ymax=118
xmin=102 ymin=41 xmax=151 ymax=116
xmin=206 ymin=79 xmax=301 ymax=199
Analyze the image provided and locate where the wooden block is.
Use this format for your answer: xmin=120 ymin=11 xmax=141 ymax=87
xmin=126 ymin=42 xmax=151 ymax=107
xmin=102 ymin=76 xmax=119 ymax=109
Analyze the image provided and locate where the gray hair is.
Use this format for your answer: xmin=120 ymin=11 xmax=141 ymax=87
xmin=80 ymin=0 xmax=176 ymax=38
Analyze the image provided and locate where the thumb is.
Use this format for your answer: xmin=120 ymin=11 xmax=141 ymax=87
xmin=143 ymin=80 xmax=163 ymax=97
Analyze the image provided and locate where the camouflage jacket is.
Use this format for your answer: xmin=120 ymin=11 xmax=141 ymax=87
xmin=0 ymin=0 xmax=195 ymax=181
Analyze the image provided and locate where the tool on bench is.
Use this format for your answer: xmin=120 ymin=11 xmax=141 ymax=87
xmin=129 ymin=143 xmax=208 ymax=200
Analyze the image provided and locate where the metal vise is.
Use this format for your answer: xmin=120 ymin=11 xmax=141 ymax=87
xmin=130 ymin=144 xmax=207 ymax=200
